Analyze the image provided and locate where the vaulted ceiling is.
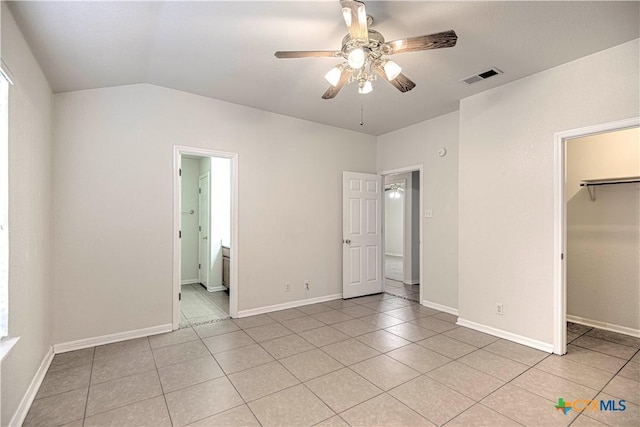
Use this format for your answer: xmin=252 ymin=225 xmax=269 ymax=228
xmin=8 ymin=1 xmax=639 ymax=135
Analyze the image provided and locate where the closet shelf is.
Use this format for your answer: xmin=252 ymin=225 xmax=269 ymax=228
xmin=579 ymin=176 xmax=640 ymax=201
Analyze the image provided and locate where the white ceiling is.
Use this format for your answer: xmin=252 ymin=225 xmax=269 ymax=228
xmin=7 ymin=1 xmax=639 ymax=135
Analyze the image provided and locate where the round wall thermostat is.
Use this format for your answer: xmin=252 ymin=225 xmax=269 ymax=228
xmin=437 ymin=148 xmax=447 ymax=157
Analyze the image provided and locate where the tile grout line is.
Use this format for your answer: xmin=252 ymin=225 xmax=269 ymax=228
xmin=79 ymin=346 xmax=96 ymax=426
xmin=152 ymin=339 xmax=175 ymax=427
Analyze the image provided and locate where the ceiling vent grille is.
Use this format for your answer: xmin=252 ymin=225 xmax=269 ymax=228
xmin=460 ymin=67 xmax=503 ymax=85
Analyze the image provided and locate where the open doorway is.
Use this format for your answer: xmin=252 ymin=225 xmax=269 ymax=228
xmin=553 ymin=117 xmax=639 ymax=354
xmin=173 ymin=146 xmax=238 ymax=330
xmin=382 ymin=169 xmax=421 ymax=301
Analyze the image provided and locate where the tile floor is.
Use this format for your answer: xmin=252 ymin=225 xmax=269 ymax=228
xmin=180 ymin=284 xmax=229 ymax=327
xmin=25 ymin=295 xmax=639 ymax=427
xmin=385 ymin=278 xmax=420 ymax=301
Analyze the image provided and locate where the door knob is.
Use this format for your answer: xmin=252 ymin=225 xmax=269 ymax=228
xmin=345 ymin=239 xmax=351 ymax=244
xmin=203 ymin=236 xmax=208 ymax=240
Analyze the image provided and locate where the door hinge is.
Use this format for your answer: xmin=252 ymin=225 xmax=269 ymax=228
xmin=561 ymin=253 xmax=564 ymax=260
xmin=199 ymin=188 xmax=202 ymax=194
xmin=199 ymin=263 xmax=201 ymax=269
xmin=179 ymin=230 xmax=182 ymax=238
xmin=199 ymin=225 xmax=201 ymax=232
xmin=179 ymin=292 xmax=182 ymax=301
xmin=179 ymin=168 xmax=182 ymax=176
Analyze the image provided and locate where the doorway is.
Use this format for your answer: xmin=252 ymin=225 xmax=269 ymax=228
xmin=381 ymin=167 xmax=422 ymax=302
xmin=173 ymin=146 xmax=238 ymax=330
xmin=553 ymin=117 xmax=639 ymax=354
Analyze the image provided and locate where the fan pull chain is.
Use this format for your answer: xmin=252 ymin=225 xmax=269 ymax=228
xmin=360 ymin=103 xmax=364 ymax=126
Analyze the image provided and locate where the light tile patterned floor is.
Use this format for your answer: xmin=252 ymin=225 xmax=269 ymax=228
xmin=384 ymin=278 xmax=420 ymax=301
xmin=180 ymin=284 xmax=229 ymax=327
xmin=25 ymin=296 xmax=640 ymax=427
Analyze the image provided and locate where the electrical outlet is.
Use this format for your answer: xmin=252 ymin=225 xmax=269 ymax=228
xmin=305 ymin=281 xmax=310 ymax=291
xmin=496 ymin=303 xmax=503 ymax=316
xmin=285 ymin=282 xmax=290 ymax=292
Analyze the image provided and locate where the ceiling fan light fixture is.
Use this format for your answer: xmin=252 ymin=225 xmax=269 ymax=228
xmin=347 ymin=48 xmax=366 ymax=69
xmin=358 ymin=80 xmax=373 ymax=94
xmin=383 ymin=60 xmax=402 ymax=80
xmin=324 ymin=65 xmax=343 ymax=87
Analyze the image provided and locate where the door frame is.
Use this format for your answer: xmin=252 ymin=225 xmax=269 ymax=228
xmin=380 ymin=165 xmax=423 ymax=303
xmin=552 ymin=116 xmax=639 ymax=354
xmin=173 ymin=145 xmax=239 ymax=329
xmin=198 ymin=172 xmax=210 ymax=288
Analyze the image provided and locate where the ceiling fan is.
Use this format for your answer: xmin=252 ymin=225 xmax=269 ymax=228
xmin=274 ymin=0 xmax=458 ymax=99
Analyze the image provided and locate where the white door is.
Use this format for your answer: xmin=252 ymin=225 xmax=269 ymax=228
xmin=343 ymin=171 xmax=382 ymax=298
xmin=198 ymin=173 xmax=210 ymax=287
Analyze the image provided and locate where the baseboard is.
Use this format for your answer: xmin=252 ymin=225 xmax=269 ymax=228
xmin=421 ymin=300 xmax=459 ymax=316
xmin=9 ymin=346 xmax=54 ymax=427
xmin=181 ymin=279 xmax=199 ymax=285
xmin=385 ymin=253 xmax=403 ymax=258
xmin=237 ymin=294 xmax=343 ymax=318
xmin=456 ymin=317 xmax=554 ymax=353
xmin=403 ymin=279 xmax=420 ymax=285
xmin=53 ymin=324 xmax=173 ymax=354
xmin=206 ymin=285 xmax=227 ymax=292
xmin=567 ymin=315 xmax=640 ymax=338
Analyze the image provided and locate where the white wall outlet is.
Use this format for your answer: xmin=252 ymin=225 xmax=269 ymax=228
xmin=496 ymin=303 xmax=503 ymax=315
xmin=424 ymin=210 xmax=433 ymax=218
xmin=285 ymin=282 xmax=290 ymax=292
xmin=305 ymin=281 xmax=310 ymax=291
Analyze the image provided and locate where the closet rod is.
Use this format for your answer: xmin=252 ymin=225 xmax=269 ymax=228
xmin=579 ymin=176 xmax=640 ymax=202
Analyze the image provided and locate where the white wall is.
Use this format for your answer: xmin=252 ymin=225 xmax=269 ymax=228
xmin=384 ymin=180 xmax=404 ymax=257
xmin=377 ymin=111 xmax=459 ymax=310
xmin=180 ymin=158 xmax=200 ymax=283
xmin=208 ymin=156 xmax=231 ymax=290
xmin=566 ymin=128 xmax=639 ymax=331
xmin=458 ymin=39 xmax=639 ymax=346
xmin=1 ymin=4 xmax=53 ymax=425
xmin=52 ymin=83 xmax=376 ymax=344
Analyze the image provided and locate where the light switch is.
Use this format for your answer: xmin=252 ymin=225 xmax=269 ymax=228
xmin=424 ymin=210 xmax=433 ymax=218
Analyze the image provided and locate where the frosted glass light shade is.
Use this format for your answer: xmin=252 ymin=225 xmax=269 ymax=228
xmin=384 ymin=60 xmax=402 ymax=80
xmin=324 ymin=66 xmax=342 ymax=87
xmin=358 ymin=80 xmax=372 ymax=94
xmin=342 ymin=8 xmax=352 ymax=27
xmin=348 ymin=48 xmax=365 ymax=69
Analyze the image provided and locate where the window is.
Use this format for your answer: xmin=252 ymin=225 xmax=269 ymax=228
xmin=0 ymin=63 xmax=11 ymax=339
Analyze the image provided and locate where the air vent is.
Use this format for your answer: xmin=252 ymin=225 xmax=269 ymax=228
xmin=460 ymin=67 xmax=503 ymax=85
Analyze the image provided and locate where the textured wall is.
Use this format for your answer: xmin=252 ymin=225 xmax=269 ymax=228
xmin=458 ymin=40 xmax=639 ymax=345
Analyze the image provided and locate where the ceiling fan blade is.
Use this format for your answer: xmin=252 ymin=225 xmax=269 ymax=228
xmin=322 ymin=68 xmax=352 ymax=99
xmin=274 ymin=51 xmax=339 ymax=59
xmin=389 ymin=73 xmax=416 ymax=92
xmin=383 ymin=30 xmax=458 ymax=55
xmin=372 ymin=61 xmax=416 ymax=93
xmin=340 ymin=0 xmax=368 ymax=41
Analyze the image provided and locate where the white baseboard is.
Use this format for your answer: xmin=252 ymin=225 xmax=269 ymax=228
xmin=181 ymin=279 xmax=199 ymax=285
xmin=456 ymin=317 xmax=554 ymax=353
xmin=421 ymin=300 xmax=459 ymax=316
xmin=237 ymin=294 xmax=343 ymax=318
xmin=567 ymin=315 xmax=640 ymax=338
xmin=9 ymin=346 xmax=54 ymax=427
xmin=53 ymin=324 xmax=173 ymax=354
xmin=403 ymin=279 xmax=420 ymax=285
xmin=206 ymin=285 xmax=227 ymax=292
xmin=385 ymin=253 xmax=403 ymax=258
